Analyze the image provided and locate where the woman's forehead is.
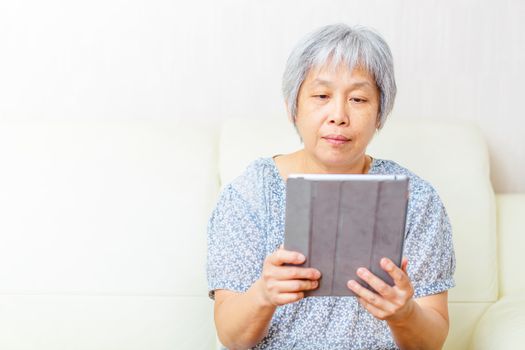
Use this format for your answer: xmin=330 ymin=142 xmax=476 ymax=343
xmin=304 ymin=63 xmax=376 ymax=87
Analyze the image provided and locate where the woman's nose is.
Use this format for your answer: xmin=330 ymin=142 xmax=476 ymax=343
xmin=328 ymin=99 xmax=349 ymax=125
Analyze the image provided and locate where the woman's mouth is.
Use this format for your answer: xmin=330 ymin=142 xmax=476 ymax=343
xmin=323 ymin=135 xmax=350 ymax=145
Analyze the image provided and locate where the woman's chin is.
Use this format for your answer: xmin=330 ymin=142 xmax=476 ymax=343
xmin=316 ymin=154 xmax=357 ymax=170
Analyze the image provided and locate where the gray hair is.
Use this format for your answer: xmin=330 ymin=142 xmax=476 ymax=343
xmin=282 ymin=24 xmax=396 ymax=129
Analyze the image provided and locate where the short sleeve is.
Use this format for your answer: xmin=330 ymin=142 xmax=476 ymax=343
xmin=206 ymin=184 xmax=267 ymax=300
xmin=404 ymin=187 xmax=456 ymax=299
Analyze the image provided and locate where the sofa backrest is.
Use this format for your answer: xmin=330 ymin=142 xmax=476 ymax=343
xmin=0 ymin=120 xmax=218 ymax=349
xmin=219 ymin=117 xmax=498 ymax=304
xmin=497 ymin=194 xmax=525 ymax=297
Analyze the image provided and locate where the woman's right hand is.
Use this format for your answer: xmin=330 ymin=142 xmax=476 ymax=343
xmin=256 ymin=246 xmax=321 ymax=307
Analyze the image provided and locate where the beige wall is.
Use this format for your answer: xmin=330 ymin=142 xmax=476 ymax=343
xmin=1 ymin=0 xmax=523 ymax=192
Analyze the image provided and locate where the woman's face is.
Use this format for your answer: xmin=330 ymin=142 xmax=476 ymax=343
xmin=294 ymin=63 xmax=380 ymax=170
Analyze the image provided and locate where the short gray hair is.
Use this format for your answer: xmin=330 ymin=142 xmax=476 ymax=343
xmin=282 ymin=24 xmax=396 ymax=129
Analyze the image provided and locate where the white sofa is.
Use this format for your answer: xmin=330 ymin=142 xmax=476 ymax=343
xmin=0 ymin=118 xmax=523 ymax=350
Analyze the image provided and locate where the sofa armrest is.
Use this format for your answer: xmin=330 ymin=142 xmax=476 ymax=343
xmin=470 ymin=296 xmax=525 ymax=350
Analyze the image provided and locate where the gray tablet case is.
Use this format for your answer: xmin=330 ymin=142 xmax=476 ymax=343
xmin=284 ymin=174 xmax=409 ymax=297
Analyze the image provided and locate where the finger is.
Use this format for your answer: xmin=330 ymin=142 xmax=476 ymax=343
xmin=347 ymin=279 xmax=386 ymax=309
xmin=273 ymin=279 xmax=319 ymax=293
xmin=356 ymin=267 xmax=393 ymax=298
xmin=357 ymin=297 xmax=388 ymax=320
xmin=401 ymin=257 xmax=409 ymax=273
xmin=271 ymin=266 xmax=321 ymax=281
xmin=380 ymin=257 xmax=410 ymax=288
xmin=268 ymin=248 xmax=306 ymax=266
xmin=274 ymin=292 xmax=304 ymax=305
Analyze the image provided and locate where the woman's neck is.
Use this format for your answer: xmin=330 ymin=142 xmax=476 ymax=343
xmin=273 ymin=150 xmax=372 ymax=182
xmin=298 ymin=150 xmax=372 ymax=175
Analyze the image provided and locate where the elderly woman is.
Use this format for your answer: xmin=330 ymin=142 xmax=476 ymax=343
xmin=207 ymin=24 xmax=455 ymax=350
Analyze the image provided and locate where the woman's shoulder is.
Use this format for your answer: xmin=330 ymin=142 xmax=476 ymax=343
xmin=228 ymin=156 xmax=279 ymax=187
xmin=373 ymin=158 xmax=441 ymax=201
xmin=222 ymin=157 xmax=282 ymax=204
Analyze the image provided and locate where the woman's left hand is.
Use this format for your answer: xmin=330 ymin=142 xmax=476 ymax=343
xmin=347 ymin=257 xmax=415 ymax=324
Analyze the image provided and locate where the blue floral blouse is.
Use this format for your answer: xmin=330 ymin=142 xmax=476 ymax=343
xmin=207 ymin=157 xmax=455 ymax=350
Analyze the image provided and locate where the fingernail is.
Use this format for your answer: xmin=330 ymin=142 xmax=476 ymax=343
xmin=357 ymin=268 xmax=366 ymax=276
xmin=297 ymin=254 xmax=305 ymax=262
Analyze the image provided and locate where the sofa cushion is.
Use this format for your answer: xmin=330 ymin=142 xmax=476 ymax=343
xmin=219 ymin=117 xmax=300 ymax=187
xmin=0 ymin=294 xmax=216 ymax=350
xmin=469 ymin=296 xmax=525 ymax=350
xmin=444 ymin=302 xmax=492 ymax=350
xmin=0 ymin=120 xmax=218 ymax=296
xmin=0 ymin=120 xmax=219 ymax=349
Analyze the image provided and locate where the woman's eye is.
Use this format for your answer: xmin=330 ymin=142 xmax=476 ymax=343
xmin=314 ymin=95 xmax=329 ymax=99
xmin=350 ymin=97 xmax=367 ymax=103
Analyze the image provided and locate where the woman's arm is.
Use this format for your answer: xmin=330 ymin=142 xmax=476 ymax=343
xmin=348 ymin=257 xmax=449 ymax=350
xmin=214 ymin=283 xmax=276 ymax=350
xmin=214 ymin=248 xmax=320 ymax=350
xmin=387 ymin=292 xmax=449 ymax=350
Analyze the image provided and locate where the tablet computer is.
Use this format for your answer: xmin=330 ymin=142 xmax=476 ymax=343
xmin=283 ymin=174 xmax=409 ymax=297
